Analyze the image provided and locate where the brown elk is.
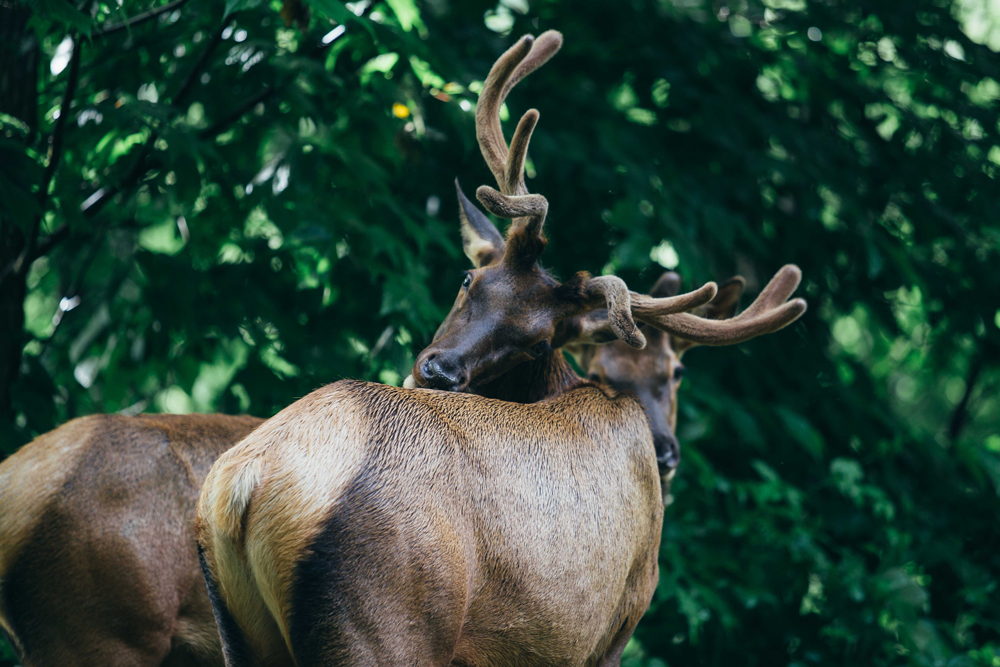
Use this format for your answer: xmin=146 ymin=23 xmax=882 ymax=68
xmin=0 ymin=413 xmax=262 ymax=667
xmin=568 ymin=271 xmax=748 ymax=493
xmin=196 ymin=30 xmax=806 ymax=667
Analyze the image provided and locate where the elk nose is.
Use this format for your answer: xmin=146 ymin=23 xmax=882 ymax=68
xmin=420 ymin=354 xmax=467 ymax=391
xmin=653 ymin=431 xmax=681 ymax=473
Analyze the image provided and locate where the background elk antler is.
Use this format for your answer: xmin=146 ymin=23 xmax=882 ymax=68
xmin=632 ymin=265 xmax=808 ymax=345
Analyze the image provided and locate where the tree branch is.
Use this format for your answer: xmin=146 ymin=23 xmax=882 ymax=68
xmin=948 ymin=354 xmax=983 ymax=442
xmin=37 ymin=36 xmax=82 ymax=215
xmin=197 ymin=18 xmax=357 ymax=140
xmin=31 ymin=223 xmax=70 ymax=259
xmin=173 ymin=22 xmax=226 ymax=105
xmin=11 ymin=35 xmax=82 ymax=279
xmin=78 ymin=23 xmax=227 ymax=220
xmin=198 ymin=83 xmax=277 ymax=139
xmin=96 ymin=0 xmax=188 ymax=37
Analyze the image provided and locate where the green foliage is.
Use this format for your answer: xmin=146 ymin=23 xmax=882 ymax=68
xmin=1 ymin=0 xmax=999 ymax=665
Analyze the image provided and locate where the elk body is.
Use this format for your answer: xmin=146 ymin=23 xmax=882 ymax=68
xmin=197 ymin=30 xmax=805 ymax=667
xmin=0 ymin=413 xmax=262 ymax=667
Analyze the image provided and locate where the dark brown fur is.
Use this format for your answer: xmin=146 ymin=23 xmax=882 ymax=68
xmin=0 ymin=413 xmax=262 ymax=667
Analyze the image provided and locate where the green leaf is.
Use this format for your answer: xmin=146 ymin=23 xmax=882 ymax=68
xmin=224 ymin=0 xmax=265 ymax=18
xmin=27 ymin=0 xmax=92 ymax=32
xmin=302 ymin=0 xmax=353 ymax=23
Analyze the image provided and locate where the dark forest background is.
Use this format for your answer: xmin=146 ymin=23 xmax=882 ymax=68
xmin=2 ymin=0 xmax=999 ymax=664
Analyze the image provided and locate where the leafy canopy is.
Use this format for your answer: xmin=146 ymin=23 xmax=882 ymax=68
xmin=1 ymin=0 xmax=999 ymax=665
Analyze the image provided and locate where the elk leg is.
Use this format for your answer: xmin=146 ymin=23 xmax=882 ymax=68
xmin=595 ymin=616 xmax=644 ymax=667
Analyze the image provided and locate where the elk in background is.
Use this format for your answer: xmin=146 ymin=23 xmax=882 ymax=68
xmin=197 ymin=31 xmax=806 ymax=667
xmin=569 ymin=271 xmax=748 ymax=500
xmin=0 ymin=414 xmax=262 ymax=667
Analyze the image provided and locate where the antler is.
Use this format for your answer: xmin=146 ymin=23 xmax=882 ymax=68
xmin=475 ymin=31 xmax=562 ymax=239
xmin=577 ymin=277 xmax=719 ymax=350
xmin=633 ymin=265 xmax=807 ymax=346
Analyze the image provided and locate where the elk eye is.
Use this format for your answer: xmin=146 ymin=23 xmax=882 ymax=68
xmin=673 ymin=366 xmax=685 ymax=381
xmin=587 ymin=373 xmax=601 ymax=382
xmin=462 ymin=273 xmax=472 ymax=289
xmin=529 ymin=340 xmax=551 ymax=358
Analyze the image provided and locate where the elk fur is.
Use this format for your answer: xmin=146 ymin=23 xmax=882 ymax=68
xmin=0 ymin=413 xmax=261 ymax=666
xmin=196 ymin=380 xmax=663 ymax=666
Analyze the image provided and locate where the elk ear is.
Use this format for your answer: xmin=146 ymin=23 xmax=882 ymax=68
xmin=456 ymin=179 xmax=504 ymax=268
xmin=649 ymin=271 xmax=681 ymax=298
xmin=697 ymin=276 xmax=745 ymax=320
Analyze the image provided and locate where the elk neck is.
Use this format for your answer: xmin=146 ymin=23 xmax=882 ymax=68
xmin=474 ymin=349 xmax=580 ymax=404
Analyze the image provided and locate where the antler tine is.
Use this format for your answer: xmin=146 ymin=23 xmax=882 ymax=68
xmin=629 ymin=282 xmax=719 ymax=320
xmin=476 ymin=185 xmax=548 ymax=240
xmin=502 ymin=31 xmax=563 ymax=101
xmin=476 ymin=35 xmax=535 ymax=192
xmin=476 ymin=31 xmax=563 ymax=197
xmin=474 ymin=32 xmax=563 ymax=239
xmin=586 ymin=276 xmax=646 ymax=349
xmin=505 ymin=109 xmax=539 ymax=196
xmin=502 ymin=31 xmax=562 ymax=196
xmin=634 ymin=266 xmax=807 ymax=346
xmin=739 ymin=264 xmax=801 ymax=318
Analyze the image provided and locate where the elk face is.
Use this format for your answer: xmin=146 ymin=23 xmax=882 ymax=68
xmin=581 ymin=327 xmax=684 ymax=472
xmin=572 ymin=273 xmax=746 ymax=474
xmin=414 ymin=186 xmax=594 ymax=392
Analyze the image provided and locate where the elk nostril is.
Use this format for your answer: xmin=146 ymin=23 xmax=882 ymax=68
xmin=420 ymin=357 xmax=463 ymax=391
xmin=654 ymin=432 xmax=681 ymax=473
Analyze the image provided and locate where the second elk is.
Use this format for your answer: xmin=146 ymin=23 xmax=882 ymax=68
xmin=196 ymin=31 xmax=807 ymax=667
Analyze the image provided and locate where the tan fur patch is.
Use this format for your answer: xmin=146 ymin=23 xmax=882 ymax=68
xmin=199 ymin=383 xmax=367 ymax=659
xmin=460 ymin=225 xmax=499 ymax=268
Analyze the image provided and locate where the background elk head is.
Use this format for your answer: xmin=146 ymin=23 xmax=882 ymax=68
xmin=569 ymin=272 xmax=747 ymax=476
xmin=412 ymin=31 xmax=805 ymax=399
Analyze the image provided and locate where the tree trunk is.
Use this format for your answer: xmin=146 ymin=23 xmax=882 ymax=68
xmin=0 ymin=2 xmax=37 ymax=450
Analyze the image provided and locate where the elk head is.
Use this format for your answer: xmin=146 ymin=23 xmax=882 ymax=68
xmin=570 ymin=272 xmax=747 ymax=476
xmin=411 ymin=31 xmax=807 ymax=397
xmin=412 ymin=32 xmax=717 ymax=393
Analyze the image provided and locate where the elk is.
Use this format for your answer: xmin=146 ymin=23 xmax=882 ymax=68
xmin=0 ymin=413 xmax=262 ymax=667
xmin=568 ymin=271 xmax=749 ymax=498
xmin=196 ymin=31 xmax=806 ymax=667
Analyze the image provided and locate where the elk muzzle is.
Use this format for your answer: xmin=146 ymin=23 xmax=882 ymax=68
xmin=414 ymin=350 xmax=469 ymax=392
xmin=654 ymin=430 xmax=680 ymax=474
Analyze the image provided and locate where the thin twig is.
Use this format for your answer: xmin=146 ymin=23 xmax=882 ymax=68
xmin=96 ymin=0 xmax=188 ymax=37
xmin=173 ymin=22 xmax=226 ymax=105
xmin=199 ymin=83 xmax=277 ymax=139
xmin=197 ymin=16 xmax=358 ymax=140
xmin=11 ymin=35 xmax=83 ymax=279
xmin=949 ymin=354 xmax=984 ymax=442
xmin=31 ymin=223 xmax=70 ymax=258
xmin=38 ymin=37 xmax=82 ymax=214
